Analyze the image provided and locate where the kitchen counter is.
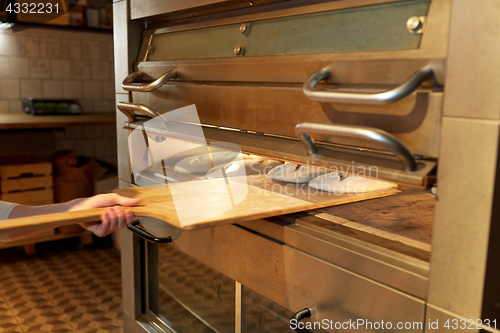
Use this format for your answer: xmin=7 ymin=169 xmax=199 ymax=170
xmin=0 ymin=113 xmax=116 ymax=130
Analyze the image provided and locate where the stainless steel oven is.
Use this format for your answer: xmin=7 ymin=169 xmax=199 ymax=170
xmin=113 ymin=0 xmax=500 ymax=332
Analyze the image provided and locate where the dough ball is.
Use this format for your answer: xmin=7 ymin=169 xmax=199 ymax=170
xmin=267 ymin=163 xmax=328 ymax=183
xmin=175 ymin=151 xmax=239 ymax=174
xmin=309 ymin=172 xmax=397 ymax=194
xmin=207 ymin=159 xmax=283 ymax=179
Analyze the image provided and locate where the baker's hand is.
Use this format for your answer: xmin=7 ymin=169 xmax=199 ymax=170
xmin=69 ymin=193 xmax=141 ymax=237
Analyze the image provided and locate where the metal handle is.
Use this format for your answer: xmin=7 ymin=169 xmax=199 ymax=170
xmin=295 ymin=122 xmax=417 ymax=172
xmin=117 ymin=102 xmax=164 ymax=122
xmin=303 ymin=66 xmax=434 ymax=105
xmin=122 ymin=70 xmax=177 ymax=92
xmin=127 ymin=221 xmax=172 ymax=243
xmin=290 ymin=308 xmax=312 ymax=333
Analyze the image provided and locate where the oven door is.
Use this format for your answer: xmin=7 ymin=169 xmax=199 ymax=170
xmin=123 ymin=221 xmax=303 ymax=333
xmin=119 ymin=212 xmax=306 ymax=333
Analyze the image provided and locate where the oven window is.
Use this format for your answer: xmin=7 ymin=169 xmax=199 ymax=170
xmin=147 ymin=243 xmax=324 ymax=332
xmin=242 ymin=286 xmax=297 ymax=333
xmin=152 ymin=243 xmax=236 ymax=332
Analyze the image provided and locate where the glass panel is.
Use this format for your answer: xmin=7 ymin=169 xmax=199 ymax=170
xmin=149 ymin=0 xmax=431 ymax=61
xmin=147 ymin=244 xmax=327 ymax=332
xmin=243 ymin=287 xmax=326 ymax=333
xmin=154 ymin=243 xmax=235 ymax=332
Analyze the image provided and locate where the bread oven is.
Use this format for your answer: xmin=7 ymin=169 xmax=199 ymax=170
xmin=113 ymin=0 xmax=500 ymax=332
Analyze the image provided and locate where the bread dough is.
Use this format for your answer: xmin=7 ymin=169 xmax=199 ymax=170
xmin=175 ymin=151 xmax=240 ymax=174
xmin=309 ymin=172 xmax=397 ymax=194
xmin=207 ymin=159 xmax=283 ymax=179
xmin=267 ymin=163 xmax=328 ymax=183
xmin=175 ymin=151 xmax=264 ymax=174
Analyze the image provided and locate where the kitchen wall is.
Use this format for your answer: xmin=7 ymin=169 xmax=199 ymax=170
xmin=0 ymin=25 xmax=117 ymax=165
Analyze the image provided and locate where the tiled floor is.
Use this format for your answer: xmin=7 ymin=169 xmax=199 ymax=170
xmin=0 ymin=239 xmax=123 ymax=333
xmin=0 ymin=238 xmax=295 ymax=333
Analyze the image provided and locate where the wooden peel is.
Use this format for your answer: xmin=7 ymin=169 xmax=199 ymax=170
xmin=0 ymin=175 xmax=400 ymax=236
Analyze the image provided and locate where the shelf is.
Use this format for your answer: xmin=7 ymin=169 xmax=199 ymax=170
xmin=0 ymin=230 xmax=93 ymax=248
xmin=12 ymin=22 xmax=113 ymax=33
xmin=0 ymin=229 xmax=93 ymax=254
xmin=0 ymin=113 xmax=116 ymax=130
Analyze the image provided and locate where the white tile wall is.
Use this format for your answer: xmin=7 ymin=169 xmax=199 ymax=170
xmin=93 ymin=100 xmax=113 ymax=112
xmin=0 ymin=27 xmax=118 ymax=165
xmin=9 ymin=58 xmax=29 ymax=78
xmin=0 ymin=101 xmax=9 ymax=113
xmin=17 ymin=36 xmax=39 ymax=57
xmin=62 ymin=80 xmax=83 ymax=98
xmin=83 ymin=81 xmax=101 ymax=99
xmin=82 ymin=42 xmax=103 ymax=61
xmin=0 ymin=79 xmax=20 ymax=99
xmin=51 ymin=59 xmax=71 ymax=79
xmin=72 ymin=60 xmax=92 ymax=80
xmin=92 ymin=62 xmax=111 ymax=80
xmin=29 ymin=59 xmax=51 ymax=78
xmin=20 ymin=79 xmax=42 ymax=98
xmin=40 ymin=38 xmax=60 ymax=58
xmin=80 ymin=100 xmax=93 ymax=113
xmin=0 ymin=59 xmax=9 ymax=76
xmin=42 ymin=80 xmax=63 ymax=98
xmin=101 ymin=80 xmax=114 ymax=97
xmin=8 ymin=101 xmax=23 ymax=113
xmin=0 ymin=34 xmax=17 ymax=56
xmin=60 ymin=40 xmax=81 ymax=60
xmin=0 ymin=27 xmax=115 ymax=114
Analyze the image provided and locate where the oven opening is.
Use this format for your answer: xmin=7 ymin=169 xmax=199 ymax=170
xmin=129 ymin=137 xmax=434 ymax=332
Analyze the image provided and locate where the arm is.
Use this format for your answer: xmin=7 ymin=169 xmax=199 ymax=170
xmin=6 ymin=193 xmax=140 ymax=241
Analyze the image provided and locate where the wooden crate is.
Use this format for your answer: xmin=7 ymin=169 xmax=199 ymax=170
xmin=0 ymin=230 xmax=93 ymax=255
xmin=0 ymin=175 xmax=53 ymax=193
xmin=0 ymin=162 xmax=53 ymax=205
xmin=0 ymin=162 xmax=52 ymax=180
xmin=0 ymin=188 xmax=54 ymax=205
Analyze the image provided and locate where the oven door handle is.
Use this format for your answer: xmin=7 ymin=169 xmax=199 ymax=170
xmin=295 ymin=122 xmax=417 ymax=172
xmin=122 ymin=70 xmax=177 ymax=92
xmin=127 ymin=221 xmax=172 ymax=243
xmin=290 ymin=308 xmax=313 ymax=333
xmin=303 ymin=66 xmax=434 ymax=105
xmin=117 ymin=102 xmax=164 ymax=123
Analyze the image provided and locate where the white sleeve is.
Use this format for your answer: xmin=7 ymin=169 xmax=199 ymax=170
xmin=0 ymin=201 xmax=17 ymax=242
xmin=0 ymin=201 xmax=17 ymax=220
